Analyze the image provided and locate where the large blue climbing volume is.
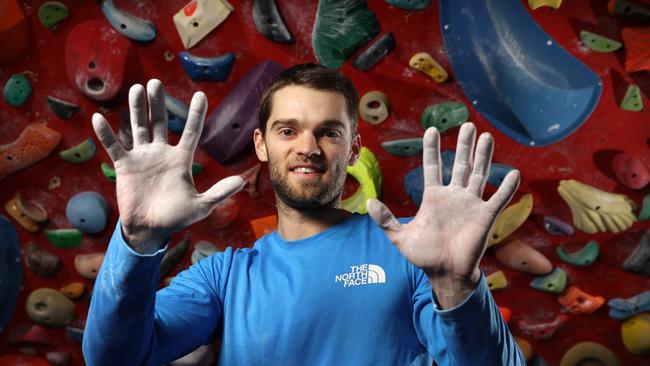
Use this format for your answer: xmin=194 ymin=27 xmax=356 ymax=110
xmin=439 ymin=0 xmax=602 ymax=147
xmin=0 ymin=215 xmax=22 ymax=333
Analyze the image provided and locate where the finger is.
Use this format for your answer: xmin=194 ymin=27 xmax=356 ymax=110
xmin=118 ymin=107 xmax=133 ymax=150
xmin=147 ymin=79 xmax=168 ymax=144
xmin=422 ymin=127 xmax=443 ymax=187
xmin=92 ymin=113 xmax=127 ymax=162
xmin=177 ymin=91 xmax=207 ymax=152
xmin=199 ymin=175 xmax=246 ymax=208
xmin=486 ymin=170 xmax=520 ymax=215
xmin=467 ymin=132 xmax=494 ymax=197
xmin=450 ymin=122 xmax=477 ymax=187
xmin=366 ymin=198 xmax=402 ymax=239
xmin=129 ymin=84 xmax=150 ymax=146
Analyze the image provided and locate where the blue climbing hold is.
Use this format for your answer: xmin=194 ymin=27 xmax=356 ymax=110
xmin=65 ymin=191 xmax=109 ymax=234
xmin=179 ymin=51 xmax=236 ymax=82
xmin=101 ymin=0 xmax=156 ymax=42
xmin=0 ymin=215 xmax=22 ymax=333
xmin=608 ymin=290 xmax=650 ymax=320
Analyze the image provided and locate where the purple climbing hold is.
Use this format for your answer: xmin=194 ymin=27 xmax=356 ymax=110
xmin=543 ymin=215 xmax=575 ymax=236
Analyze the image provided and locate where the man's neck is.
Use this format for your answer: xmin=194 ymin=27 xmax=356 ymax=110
xmin=275 ymin=198 xmax=354 ymax=241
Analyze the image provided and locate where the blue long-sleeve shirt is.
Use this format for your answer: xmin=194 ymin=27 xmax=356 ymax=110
xmin=83 ymin=213 xmax=525 ymax=365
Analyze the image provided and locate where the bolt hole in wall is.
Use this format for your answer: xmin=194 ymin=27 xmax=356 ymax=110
xmin=0 ymin=0 xmax=649 ymax=365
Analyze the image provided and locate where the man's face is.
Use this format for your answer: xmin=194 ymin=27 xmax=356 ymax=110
xmin=254 ymin=85 xmax=360 ymax=208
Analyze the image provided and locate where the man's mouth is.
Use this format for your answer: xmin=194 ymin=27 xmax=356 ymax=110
xmin=289 ymin=165 xmax=325 ymax=175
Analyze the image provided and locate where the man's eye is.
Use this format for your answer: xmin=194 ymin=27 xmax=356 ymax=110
xmin=280 ymin=129 xmax=295 ymax=136
xmin=325 ymin=130 xmax=341 ymax=138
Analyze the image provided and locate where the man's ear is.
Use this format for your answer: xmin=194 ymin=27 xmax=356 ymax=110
xmin=253 ymin=128 xmax=268 ymax=162
xmin=348 ymin=133 xmax=361 ymax=166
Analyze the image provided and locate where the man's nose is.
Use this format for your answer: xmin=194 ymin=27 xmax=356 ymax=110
xmin=296 ymin=133 xmax=321 ymax=157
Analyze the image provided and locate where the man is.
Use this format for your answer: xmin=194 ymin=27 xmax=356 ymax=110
xmin=83 ymin=63 xmax=525 ymax=365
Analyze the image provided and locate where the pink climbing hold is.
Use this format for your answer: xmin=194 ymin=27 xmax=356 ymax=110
xmin=612 ymin=152 xmax=649 ymax=190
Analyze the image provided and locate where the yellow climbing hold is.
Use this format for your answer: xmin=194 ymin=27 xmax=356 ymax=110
xmin=488 ymin=193 xmax=533 ymax=247
xmin=528 ymin=0 xmax=563 ymax=10
xmin=409 ymin=52 xmax=448 ymax=83
xmin=486 ymin=270 xmax=508 ymax=290
xmin=343 ymin=147 xmax=382 ymax=214
xmin=622 ymin=313 xmax=650 ymax=355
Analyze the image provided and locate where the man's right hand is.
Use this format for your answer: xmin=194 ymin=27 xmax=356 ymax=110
xmin=92 ymin=79 xmax=245 ymax=253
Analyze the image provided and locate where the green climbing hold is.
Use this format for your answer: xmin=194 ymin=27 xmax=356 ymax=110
xmin=556 ymin=240 xmax=600 ymax=266
xmin=639 ymin=194 xmax=650 ymax=221
xmin=39 ymin=2 xmax=69 ymax=29
xmin=59 ymin=138 xmax=96 ymax=163
xmin=381 ymin=138 xmax=423 ymax=157
xmin=3 ymin=74 xmax=32 ymax=107
xmin=343 ymin=147 xmax=382 ymax=214
xmin=312 ymin=0 xmax=380 ymax=69
xmin=530 ymin=267 xmax=567 ymax=294
xmin=621 ymin=84 xmax=643 ymax=112
xmin=580 ymin=31 xmax=622 ymax=52
xmin=45 ymin=228 xmax=83 ymax=248
xmin=421 ymin=102 xmax=469 ymax=133
xmin=192 ymin=162 xmax=205 ymax=176
xmin=385 ymin=0 xmax=430 ymax=10
xmin=101 ymin=163 xmax=116 ymax=183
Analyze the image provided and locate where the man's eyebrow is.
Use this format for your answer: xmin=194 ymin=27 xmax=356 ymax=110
xmin=319 ymin=119 xmax=347 ymax=130
xmin=269 ymin=119 xmax=298 ymax=130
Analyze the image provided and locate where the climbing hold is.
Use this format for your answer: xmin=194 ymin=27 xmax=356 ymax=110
xmin=169 ymin=114 xmax=186 ymax=135
xmin=191 ymin=240 xmax=218 ymax=264
xmin=623 ymin=230 xmax=650 ymax=276
xmin=65 ymin=191 xmax=109 ymax=234
xmin=343 ymin=147 xmax=382 ymax=214
xmin=352 ymin=32 xmax=396 ymax=71
xmin=557 ymin=179 xmax=637 ymax=234
xmin=608 ymin=0 xmax=650 ymax=19
xmin=100 ymin=163 xmax=116 ymax=183
xmin=250 ymin=215 xmax=278 ymax=239
xmin=23 ymin=242 xmax=61 ymax=277
xmin=621 ymin=27 xmax=650 ymax=73
xmin=252 ymin=0 xmax=293 ymax=44
xmin=404 ymin=150 xmax=455 ymax=207
xmin=179 ymin=51 xmax=236 ymax=82
xmin=9 ymin=324 xmax=51 ymax=347
xmin=206 ymin=198 xmax=239 ymax=229
xmin=160 ymin=236 xmax=189 ymax=279
xmin=518 ymin=314 xmax=569 ymax=341
xmin=621 ymin=313 xmax=650 ymax=355
xmin=238 ymin=163 xmax=262 ymax=198
xmin=12 ymin=191 xmax=48 ymax=223
xmin=173 ymin=0 xmax=233 ymax=49
xmin=558 ymin=286 xmax=605 ymax=314
xmin=38 ymin=2 xmax=69 ymax=29
xmin=608 ymin=290 xmax=650 ymax=320
xmin=65 ymin=326 xmax=83 ymax=343
xmin=486 ymin=270 xmax=507 ymax=290
xmin=44 ymin=228 xmax=83 ymax=249
xmin=4 ymin=195 xmax=40 ymax=233
xmin=498 ymin=306 xmax=512 ymax=323
xmin=65 ymin=20 xmax=136 ymax=101
xmin=556 ymin=240 xmax=599 ymax=266
xmin=514 ymin=337 xmax=534 ymax=361
xmin=543 ymin=215 xmax=575 ymax=236
xmin=381 ymin=138 xmax=423 ymax=157
xmin=48 ymin=175 xmax=61 ymax=190
xmin=494 ymin=239 xmax=553 ymax=275
xmin=639 ymin=194 xmax=650 ymax=221
xmin=421 ymin=102 xmax=469 ymax=133
xmin=0 ymin=0 xmax=30 ymax=62
xmin=579 ymin=31 xmax=622 ymax=52
xmin=59 ymin=282 xmax=85 ymax=299
xmin=0 ymin=216 xmax=22 ymax=333
xmin=488 ymin=193 xmax=533 ymax=247
xmin=560 ymin=342 xmax=620 ymax=366
xmin=74 ymin=252 xmax=105 ymax=280
xmin=25 ymin=288 xmax=75 ymax=327
xmin=200 ymin=61 xmax=285 ymax=163
xmin=46 ymin=352 xmax=71 ymax=366
xmin=359 ymin=91 xmax=390 ymax=125
xmin=101 ymin=0 xmax=156 ymax=42
xmin=386 ymin=0 xmax=430 ymax=10
xmin=46 ymin=96 xmax=80 ymax=120
xmin=530 ymin=267 xmax=567 ymax=294
xmin=3 ymin=74 xmax=31 ymax=107
xmin=59 ymin=138 xmax=96 ymax=164
xmin=528 ymin=0 xmax=562 ymax=9
xmin=620 ymin=84 xmax=644 ymax=112
xmin=165 ymin=92 xmax=189 ymax=135
xmin=488 ymin=163 xmax=516 ymax=188
xmin=409 ymin=52 xmax=448 ymax=83
xmin=191 ymin=162 xmax=204 ymax=176
xmin=612 ymin=152 xmax=649 ymax=189
xmin=312 ymin=0 xmax=380 ymax=69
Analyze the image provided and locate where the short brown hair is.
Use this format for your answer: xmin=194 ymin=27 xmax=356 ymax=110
xmin=258 ymin=63 xmax=359 ymax=137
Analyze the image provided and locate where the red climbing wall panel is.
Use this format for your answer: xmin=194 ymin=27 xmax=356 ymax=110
xmin=1 ymin=0 xmax=649 ymax=365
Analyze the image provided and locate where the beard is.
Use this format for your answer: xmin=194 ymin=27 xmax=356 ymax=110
xmin=268 ymin=154 xmax=348 ymax=209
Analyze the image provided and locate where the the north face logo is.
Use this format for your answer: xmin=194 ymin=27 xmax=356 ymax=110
xmin=335 ymin=264 xmax=386 ymax=287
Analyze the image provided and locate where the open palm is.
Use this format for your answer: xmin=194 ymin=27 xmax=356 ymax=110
xmin=367 ymin=123 xmax=520 ymax=281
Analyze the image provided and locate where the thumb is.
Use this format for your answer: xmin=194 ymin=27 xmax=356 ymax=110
xmin=366 ymin=198 xmax=402 ymax=242
xmin=199 ymin=175 xmax=246 ymax=208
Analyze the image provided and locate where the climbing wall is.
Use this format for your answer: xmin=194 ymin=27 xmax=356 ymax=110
xmin=1 ymin=0 xmax=649 ymax=365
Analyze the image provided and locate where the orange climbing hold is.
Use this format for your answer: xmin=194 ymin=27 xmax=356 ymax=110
xmin=0 ymin=0 xmax=30 ymax=61
xmin=0 ymin=123 xmax=61 ymax=181
xmin=499 ymin=306 xmax=512 ymax=323
xmin=558 ymin=286 xmax=605 ymax=314
xmin=250 ymin=215 xmax=278 ymax=239
xmin=622 ymin=27 xmax=650 ymax=73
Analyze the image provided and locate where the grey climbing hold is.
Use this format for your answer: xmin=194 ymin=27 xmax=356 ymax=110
xmin=352 ymin=32 xmax=396 ymax=71
xmin=46 ymin=96 xmax=80 ymax=120
xmin=252 ymin=0 xmax=294 ymax=44
xmin=623 ymin=230 xmax=650 ymax=277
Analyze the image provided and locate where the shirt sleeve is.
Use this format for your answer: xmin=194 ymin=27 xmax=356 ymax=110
xmin=411 ymin=268 xmax=526 ymax=366
xmin=82 ymin=220 xmax=233 ymax=366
